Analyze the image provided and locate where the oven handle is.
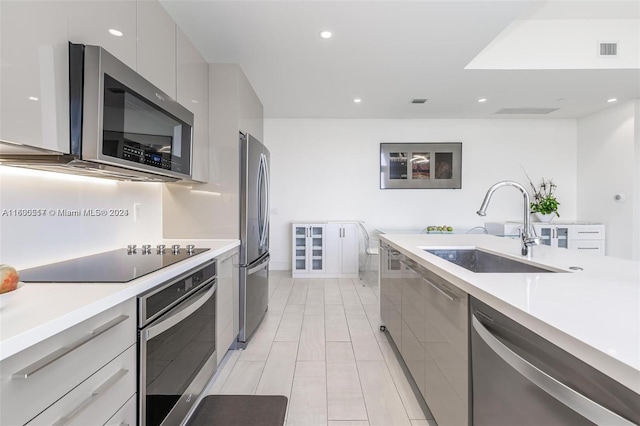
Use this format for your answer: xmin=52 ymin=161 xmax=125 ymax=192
xmin=144 ymin=281 xmax=216 ymax=340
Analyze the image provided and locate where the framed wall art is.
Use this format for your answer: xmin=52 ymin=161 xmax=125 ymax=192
xmin=380 ymin=142 xmax=462 ymax=189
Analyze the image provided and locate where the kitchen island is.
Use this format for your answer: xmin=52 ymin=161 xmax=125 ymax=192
xmin=379 ymin=233 xmax=640 ymax=402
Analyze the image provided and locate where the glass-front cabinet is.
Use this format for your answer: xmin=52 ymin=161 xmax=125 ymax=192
xmin=292 ymin=224 xmax=326 ymax=276
xmin=534 ymin=224 xmax=569 ymax=249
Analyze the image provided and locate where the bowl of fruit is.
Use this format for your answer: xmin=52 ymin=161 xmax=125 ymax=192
xmin=424 ymin=225 xmax=454 ymax=234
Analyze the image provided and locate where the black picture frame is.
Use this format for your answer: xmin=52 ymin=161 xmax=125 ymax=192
xmin=380 ymin=142 xmax=462 ymax=189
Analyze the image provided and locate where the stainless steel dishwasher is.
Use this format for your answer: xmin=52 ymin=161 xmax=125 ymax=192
xmin=470 ymin=297 xmax=640 ymax=425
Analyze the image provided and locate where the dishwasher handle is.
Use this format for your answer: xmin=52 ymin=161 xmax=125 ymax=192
xmin=472 ymin=316 xmax=635 ymax=426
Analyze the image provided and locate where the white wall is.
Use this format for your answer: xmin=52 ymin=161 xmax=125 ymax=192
xmin=265 ymin=118 xmax=578 ymax=270
xmin=577 ymin=100 xmax=639 ymax=260
xmin=0 ymin=167 xmax=163 ymax=269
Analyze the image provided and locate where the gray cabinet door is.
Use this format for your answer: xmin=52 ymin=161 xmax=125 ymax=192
xmin=379 ymin=244 xmax=402 ymax=346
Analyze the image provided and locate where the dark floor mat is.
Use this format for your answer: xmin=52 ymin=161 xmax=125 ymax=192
xmin=187 ymin=395 xmax=288 ymax=426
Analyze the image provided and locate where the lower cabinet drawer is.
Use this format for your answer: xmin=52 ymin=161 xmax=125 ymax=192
xmin=104 ymin=393 xmax=137 ymax=426
xmin=27 ymin=344 xmax=136 ymax=426
xmin=0 ymin=299 xmax=136 ymax=425
xmin=570 ymin=225 xmax=604 ymax=240
xmin=570 ymin=240 xmax=605 ymax=255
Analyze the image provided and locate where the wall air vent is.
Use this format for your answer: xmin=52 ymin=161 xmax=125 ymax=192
xmin=411 ymin=99 xmax=427 ymax=104
xmin=599 ymin=42 xmax=618 ymax=57
xmin=494 ymin=108 xmax=559 ymax=115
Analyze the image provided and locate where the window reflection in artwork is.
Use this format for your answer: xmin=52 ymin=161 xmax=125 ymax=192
xmin=389 ymin=152 xmax=408 ymax=179
xmin=380 ymin=142 xmax=461 ymax=189
xmin=435 ymin=152 xmax=453 ymax=179
xmin=411 ymin=152 xmax=430 ymax=179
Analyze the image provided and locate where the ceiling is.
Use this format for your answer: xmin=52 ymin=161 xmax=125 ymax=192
xmin=161 ymin=0 xmax=640 ymax=119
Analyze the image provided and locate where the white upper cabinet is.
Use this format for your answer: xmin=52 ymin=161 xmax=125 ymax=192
xmin=0 ymin=1 xmax=69 ymax=153
xmin=176 ymin=28 xmax=209 ymax=182
xmin=137 ymin=0 xmax=177 ymax=99
xmin=67 ymin=0 xmax=137 ymax=70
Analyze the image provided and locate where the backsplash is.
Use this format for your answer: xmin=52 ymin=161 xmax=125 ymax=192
xmin=0 ymin=167 xmax=163 ymax=269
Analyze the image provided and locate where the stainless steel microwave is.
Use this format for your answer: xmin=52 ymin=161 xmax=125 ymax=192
xmin=0 ymin=44 xmax=193 ymax=181
xmin=69 ymin=43 xmax=194 ymax=181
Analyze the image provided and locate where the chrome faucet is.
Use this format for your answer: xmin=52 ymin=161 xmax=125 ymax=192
xmin=476 ymin=181 xmax=540 ymax=256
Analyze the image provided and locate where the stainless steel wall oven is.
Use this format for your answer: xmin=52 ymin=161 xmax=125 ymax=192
xmin=138 ymin=259 xmax=217 ymax=426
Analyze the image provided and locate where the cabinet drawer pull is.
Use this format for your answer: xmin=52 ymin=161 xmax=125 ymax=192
xmin=12 ymin=315 xmax=129 ymax=379
xmin=426 ymin=279 xmax=458 ymax=302
xmin=577 ymin=247 xmax=598 ymax=250
xmin=577 ymin=231 xmax=600 ymax=234
xmin=52 ymin=369 xmax=129 ymax=426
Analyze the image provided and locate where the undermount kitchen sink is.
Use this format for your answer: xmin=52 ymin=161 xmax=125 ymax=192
xmin=424 ymin=249 xmax=560 ymax=273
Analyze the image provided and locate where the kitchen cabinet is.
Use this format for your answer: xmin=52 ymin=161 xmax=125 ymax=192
xmin=104 ymin=394 xmax=137 ymax=426
xmin=137 ymin=0 xmax=177 ymax=98
xmin=292 ymin=223 xmax=326 ymax=277
xmin=67 ymin=0 xmax=137 ymax=70
xmin=486 ymin=222 xmax=606 ymax=255
xmin=0 ymin=299 xmax=136 ymax=425
xmin=26 ymin=346 xmax=136 ymax=426
xmin=380 ymin=243 xmax=402 ymax=346
xmin=380 ymin=249 xmax=469 ymax=426
xmin=325 ymin=222 xmax=359 ymax=278
xmin=0 ymin=0 xmax=69 ymax=153
xmin=216 ymin=247 xmax=240 ymax=365
xmin=177 ymin=27 xmax=209 ymax=183
xmin=419 ymin=260 xmax=469 ymax=426
xmin=533 ymin=222 xmax=605 ymax=255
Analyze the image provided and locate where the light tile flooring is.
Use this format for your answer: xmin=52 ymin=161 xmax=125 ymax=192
xmin=206 ymin=271 xmax=437 ymax=426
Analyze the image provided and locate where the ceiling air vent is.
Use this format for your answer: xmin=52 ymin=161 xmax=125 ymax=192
xmin=494 ymin=108 xmax=559 ymax=115
xmin=599 ymin=42 xmax=618 ymax=57
xmin=411 ymin=99 xmax=427 ymax=104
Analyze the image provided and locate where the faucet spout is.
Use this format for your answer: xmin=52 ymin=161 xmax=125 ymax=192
xmin=476 ymin=180 xmax=540 ymax=256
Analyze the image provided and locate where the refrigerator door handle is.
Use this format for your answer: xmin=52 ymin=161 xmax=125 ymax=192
xmin=257 ymin=154 xmax=264 ymax=248
xmin=247 ymin=254 xmax=270 ymax=275
xmin=263 ymin=153 xmax=270 ymax=246
xmin=258 ymin=153 xmax=269 ymax=248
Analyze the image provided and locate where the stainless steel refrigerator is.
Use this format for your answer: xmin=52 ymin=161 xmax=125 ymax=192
xmin=238 ymin=132 xmax=270 ymax=345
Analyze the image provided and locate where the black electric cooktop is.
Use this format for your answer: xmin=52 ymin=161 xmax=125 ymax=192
xmin=19 ymin=247 xmax=209 ymax=283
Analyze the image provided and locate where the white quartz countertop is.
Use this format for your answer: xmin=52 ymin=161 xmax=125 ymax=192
xmin=0 ymin=239 xmax=240 ymax=361
xmin=380 ymin=233 xmax=640 ymax=394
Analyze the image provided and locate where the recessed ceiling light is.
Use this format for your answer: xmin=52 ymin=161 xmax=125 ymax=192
xmin=109 ymin=29 xmax=123 ymax=37
xmin=28 ymin=96 xmax=39 ymax=101
xmin=320 ymin=31 xmax=332 ymax=39
xmin=353 ymin=98 xmax=362 ymax=103
xmin=478 ymin=98 xmax=487 ymax=103
xmin=607 ymin=98 xmax=618 ymax=103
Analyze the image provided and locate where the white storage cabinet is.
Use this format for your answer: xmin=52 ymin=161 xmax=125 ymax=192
xmin=292 ymin=224 xmax=326 ymax=276
xmin=533 ymin=222 xmax=606 ymax=255
xmin=486 ymin=222 xmax=606 ymax=256
xmin=0 ymin=299 xmax=137 ymax=425
xmin=292 ymin=222 xmax=360 ymax=278
xmin=325 ymin=222 xmax=359 ymax=278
